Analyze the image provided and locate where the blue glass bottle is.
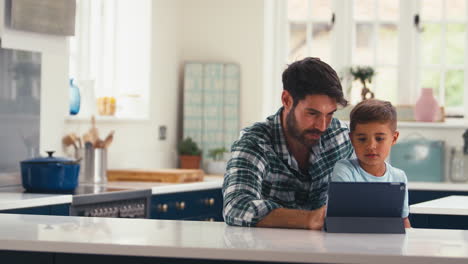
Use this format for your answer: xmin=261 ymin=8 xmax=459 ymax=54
xmin=69 ymin=78 xmax=81 ymax=115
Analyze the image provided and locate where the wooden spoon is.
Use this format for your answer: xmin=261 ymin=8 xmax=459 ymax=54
xmin=62 ymin=134 xmax=78 ymax=150
xmin=103 ymin=130 xmax=115 ymax=148
xmin=89 ymin=115 xmax=99 ymax=145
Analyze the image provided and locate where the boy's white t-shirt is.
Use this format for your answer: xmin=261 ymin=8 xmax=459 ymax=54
xmin=331 ymin=158 xmax=409 ymax=218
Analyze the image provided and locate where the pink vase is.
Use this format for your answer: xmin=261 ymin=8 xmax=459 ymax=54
xmin=414 ymin=88 xmax=439 ymax=122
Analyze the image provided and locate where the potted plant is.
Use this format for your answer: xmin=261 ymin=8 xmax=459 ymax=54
xmin=350 ymin=66 xmax=376 ymax=101
xmin=178 ymin=137 xmax=202 ymax=169
xmin=205 ymin=147 xmax=229 ymax=175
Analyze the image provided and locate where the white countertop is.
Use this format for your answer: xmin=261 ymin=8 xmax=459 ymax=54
xmin=408 ymin=182 xmax=468 ymax=192
xmin=0 ymin=192 xmax=72 ymax=211
xmin=0 ymin=176 xmax=224 ymax=211
xmin=0 ymin=214 xmax=467 ymax=264
xmin=410 ymin=195 xmax=468 ymax=215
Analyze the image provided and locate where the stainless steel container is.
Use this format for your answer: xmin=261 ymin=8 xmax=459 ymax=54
xmin=93 ymin=148 xmax=107 ymax=184
xmin=79 ymin=143 xmax=107 ymax=184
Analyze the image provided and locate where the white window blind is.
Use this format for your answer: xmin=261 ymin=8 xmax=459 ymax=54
xmin=69 ymin=0 xmax=151 ymax=118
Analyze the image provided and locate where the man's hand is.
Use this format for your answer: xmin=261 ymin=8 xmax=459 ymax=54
xmin=307 ymin=206 xmax=326 ymax=230
xmin=256 ymin=206 xmax=327 ymax=230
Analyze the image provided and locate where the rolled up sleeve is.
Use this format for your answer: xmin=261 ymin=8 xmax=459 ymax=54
xmin=222 ymin=142 xmax=281 ymax=227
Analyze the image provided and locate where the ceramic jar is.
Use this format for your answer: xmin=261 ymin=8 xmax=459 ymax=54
xmin=414 ymin=88 xmax=439 ymax=122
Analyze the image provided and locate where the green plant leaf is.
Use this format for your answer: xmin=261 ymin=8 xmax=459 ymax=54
xmin=178 ymin=137 xmax=202 ymax=156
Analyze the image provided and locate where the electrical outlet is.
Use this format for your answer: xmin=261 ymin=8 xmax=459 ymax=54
xmin=159 ymin=126 xmax=167 ymax=140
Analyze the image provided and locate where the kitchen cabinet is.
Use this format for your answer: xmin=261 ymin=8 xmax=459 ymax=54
xmin=409 ymin=190 xmax=468 ymax=228
xmin=150 ymin=188 xmax=223 ymax=221
xmin=1 ymin=250 xmax=53 ymax=264
xmin=410 ymin=196 xmax=468 ymax=230
xmin=0 ymin=203 xmax=70 ymax=216
xmin=409 ymin=190 xmax=468 ymax=205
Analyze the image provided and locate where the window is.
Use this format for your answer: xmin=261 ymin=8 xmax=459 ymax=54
xmin=278 ymin=0 xmax=468 ymax=116
xmin=287 ymin=0 xmax=334 ymax=63
xmin=417 ymin=0 xmax=466 ymax=115
xmin=69 ymin=0 xmax=151 ymax=118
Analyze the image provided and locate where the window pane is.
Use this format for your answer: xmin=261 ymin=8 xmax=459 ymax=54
xmin=355 ymin=23 xmax=374 ymax=65
xmin=288 ymin=0 xmax=308 ymax=20
xmin=377 ymin=23 xmax=398 ymax=65
xmin=445 ymin=70 xmax=464 ymax=108
xmin=378 ymin=0 xmax=399 ymax=21
xmin=446 ymin=0 xmax=466 ymax=20
xmin=311 ymin=0 xmax=332 ymax=20
xmin=421 ymin=23 xmax=442 ymax=65
xmin=289 ymin=23 xmax=307 ymax=62
xmin=374 ymin=67 xmax=397 ymax=102
xmin=421 ymin=0 xmax=442 ymax=21
xmin=311 ymin=23 xmax=331 ymax=63
xmin=354 ymin=0 xmax=375 ymax=20
xmin=446 ymin=23 xmax=465 ymax=65
xmin=420 ymin=69 xmax=441 ymax=99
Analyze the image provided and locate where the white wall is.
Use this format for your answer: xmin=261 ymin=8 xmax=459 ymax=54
xmin=5 ymin=0 xmax=266 ymax=170
xmin=180 ymin=0 xmax=266 ymax=128
xmin=65 ymin=0 xmax=182 ymax=169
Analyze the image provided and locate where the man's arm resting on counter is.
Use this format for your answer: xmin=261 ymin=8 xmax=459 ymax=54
xmin=256 ymin=206 xmax=326 ymax=230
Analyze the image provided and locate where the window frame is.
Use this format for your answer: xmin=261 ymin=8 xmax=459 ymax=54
xmin=68 ymin=0 xmax=152 ymax=119
xmin=268 ymin=0 xmax=468 ymax=118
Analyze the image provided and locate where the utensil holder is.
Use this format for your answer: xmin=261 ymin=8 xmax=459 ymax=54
xmin=79 ymin=144 xmax=107 ymax=184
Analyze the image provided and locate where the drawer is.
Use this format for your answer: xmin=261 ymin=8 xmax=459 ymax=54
xmin=151 ymin=189 xmax=222 ymax=220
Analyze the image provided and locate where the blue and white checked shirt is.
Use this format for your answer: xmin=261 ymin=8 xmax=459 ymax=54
xmin=222 ymin=107 xmax=354 ymax=226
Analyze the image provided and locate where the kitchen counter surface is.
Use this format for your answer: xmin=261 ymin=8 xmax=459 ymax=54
xmin=408 ymin=182 xmax=468 ymax=191
xmin=410 ymin=195 xmax=468 ymax=215
xmin=0 ymin=213 xmax=467 ymax=264
xmin=0 ymin=192 xmax=72 ymax=210
xmin=0 ymin=176 xmax=223 ymax=211
xmin=106 ymin=175 xmax=223 ymax=194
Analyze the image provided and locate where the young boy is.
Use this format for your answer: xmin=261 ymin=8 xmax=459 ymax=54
xmin=331 ymin=99 xmax=411 ymax=228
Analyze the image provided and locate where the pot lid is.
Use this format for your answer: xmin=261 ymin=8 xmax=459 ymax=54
xmin=21 ymin=151 xmax=73 ymax=164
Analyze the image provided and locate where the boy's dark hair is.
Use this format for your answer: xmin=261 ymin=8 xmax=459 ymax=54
xmin=349 ymin=99 xmax=397 ymax=132
xmin=282 ymin=57 xmax=347 ymax=107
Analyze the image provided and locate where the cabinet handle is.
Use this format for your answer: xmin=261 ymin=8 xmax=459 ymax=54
xmin=157 ymin=204 xmax=168 ymax=213
xmin=204 ymin=198 xmax=215 ymax=207
xmin=176 ymin=201 xmax=186 ymax=210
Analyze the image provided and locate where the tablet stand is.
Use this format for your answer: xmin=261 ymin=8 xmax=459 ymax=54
xmin=325 ymin=216 xmax=405 ymax=234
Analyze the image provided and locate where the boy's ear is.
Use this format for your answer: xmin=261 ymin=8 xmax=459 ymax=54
xmin=349 ymin=132 xmax=355 ymax=144
xmin=392 ymin=130 xmax=400 ymax=145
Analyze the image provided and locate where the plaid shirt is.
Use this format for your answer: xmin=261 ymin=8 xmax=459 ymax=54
xmin=222 ymin=107 xmax=354 ymax=226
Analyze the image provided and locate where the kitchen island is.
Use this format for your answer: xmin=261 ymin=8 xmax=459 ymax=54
xmin=410 ymin=195 xmax=468 ymax=230
xmin=1 ymin=213 xmax=468 ymax=264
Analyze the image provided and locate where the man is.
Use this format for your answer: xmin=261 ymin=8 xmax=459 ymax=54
xmin=222 ymin=57 xmax=353 ymax=229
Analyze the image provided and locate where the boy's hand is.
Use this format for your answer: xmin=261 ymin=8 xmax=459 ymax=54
xmin=307 ymin=206 xmax=326 ymax=230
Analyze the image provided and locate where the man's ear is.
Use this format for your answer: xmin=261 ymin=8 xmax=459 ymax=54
xmin=281 ymin=90 xmax=293 ymax=111
xmin=392 ymin=130 xmax=400 ymax=145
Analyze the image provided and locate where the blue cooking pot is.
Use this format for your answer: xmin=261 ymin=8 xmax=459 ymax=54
xmin=20 ymin=151 xmax=80 ymax=192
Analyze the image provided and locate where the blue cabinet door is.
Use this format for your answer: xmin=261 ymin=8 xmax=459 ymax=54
xmin=0 ymin=206 xmax=51 ymax=215
xmin=151 ymin=189 xmax=223 ymax=221
xmin=0 ymin=204 xmax=70 ymax=216
xmin=409 ymin=190 xmax=468 ymax=229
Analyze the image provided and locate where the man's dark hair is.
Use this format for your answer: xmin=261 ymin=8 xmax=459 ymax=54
xmin=349 ymin=99 xmax=397 ymax=132
xmin=282 ymin=57 xmax=347 ymax=107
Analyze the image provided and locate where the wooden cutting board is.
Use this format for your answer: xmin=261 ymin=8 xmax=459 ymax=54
xmin=107 ymin=169 xmax=205 ymax=183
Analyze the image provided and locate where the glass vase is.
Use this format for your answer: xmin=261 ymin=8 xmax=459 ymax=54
xmin=414 ymin=88 xmax=439 ymax=122
xmin=69 ymin=78 xmax=81 ymax=115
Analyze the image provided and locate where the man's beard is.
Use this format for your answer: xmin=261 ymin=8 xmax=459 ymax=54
xmin=286 ymin=107 xmax=324 ymax=149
